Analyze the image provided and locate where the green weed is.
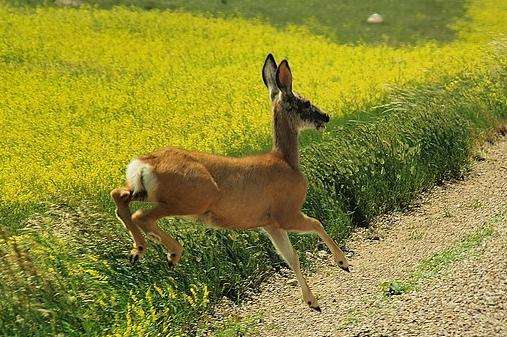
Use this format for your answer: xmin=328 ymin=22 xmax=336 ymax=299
xmin=381 ymin=225 xmax=496 ymax=297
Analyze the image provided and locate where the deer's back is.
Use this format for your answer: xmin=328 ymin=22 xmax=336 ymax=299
xmin=139 ymin=147 xmax=307 ymax=228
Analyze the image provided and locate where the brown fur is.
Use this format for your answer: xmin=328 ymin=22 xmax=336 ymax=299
xmin=111 ymin=54 xmax=349 ymax=310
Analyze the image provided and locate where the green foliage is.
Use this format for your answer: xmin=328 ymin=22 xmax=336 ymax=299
xmin=381 ymin=223 xmax=498 ymax=297
xmin=302 ymin=64 xmax=506 ymax=226
xmin=0 ymin=203 xmax=276 ymax=336
xmin=201 ymin=315 xmax=261 ymax=337
xmin=381 ymin=280 xmax=411 ymax=296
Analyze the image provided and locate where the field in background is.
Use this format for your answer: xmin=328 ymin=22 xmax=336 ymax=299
xmin=1 ymin=0 xmax=505 ymax=208
xmin=0 ymin=0 xmax=506 ymax=336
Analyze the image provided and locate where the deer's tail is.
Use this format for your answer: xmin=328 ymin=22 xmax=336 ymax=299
xmin=126 ymin=159 xmax=157 ymax=201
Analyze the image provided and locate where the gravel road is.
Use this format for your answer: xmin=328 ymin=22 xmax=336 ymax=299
xmin=215 ymin=136 xmax=507 ymax=337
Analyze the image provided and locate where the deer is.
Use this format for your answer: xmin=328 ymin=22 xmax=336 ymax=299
xmin=110 ymin=54 xmax=350 ymax=311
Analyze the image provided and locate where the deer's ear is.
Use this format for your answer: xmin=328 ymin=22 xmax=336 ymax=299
xmin=262 ymin=53 xmax=279 ymax=101
xmin=276 ymin=60 xmax=293 ymax=95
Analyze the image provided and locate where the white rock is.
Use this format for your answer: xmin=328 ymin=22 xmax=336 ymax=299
xmin=367 ymin=13 xmax=384 ymax=24
xmin=286 ymin=278 xmax=298 ymax=286
xmin=317 ymin=250 xmax=329 ymax=258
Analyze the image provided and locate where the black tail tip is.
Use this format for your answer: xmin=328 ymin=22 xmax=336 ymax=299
xmin=312 ymin=306 xmax=322 ymax=312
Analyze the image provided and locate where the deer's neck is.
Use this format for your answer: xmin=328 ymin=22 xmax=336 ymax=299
xmin=272 ymin=112 xmax=299 ymax=169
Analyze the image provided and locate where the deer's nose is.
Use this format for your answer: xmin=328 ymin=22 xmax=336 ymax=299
xmin=323 ymin=114 xmax=330 ymax=123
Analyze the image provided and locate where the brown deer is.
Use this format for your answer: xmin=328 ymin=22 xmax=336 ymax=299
xmin=111 ymin=54 xmax=350 ymax=311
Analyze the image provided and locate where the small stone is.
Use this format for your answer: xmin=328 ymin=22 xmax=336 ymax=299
xmin=286 ymin=278 xmax=297 ymax=286
xmin=367 ymin=13 xmax=384 ymax=24
xmin=370 ymin=232 xmax=381 ymax=241
xmin=317 ymin=250 xmax=329 ymax=258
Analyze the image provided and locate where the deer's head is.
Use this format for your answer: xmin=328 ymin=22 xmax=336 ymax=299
xmin=262 ymin=54 xmax=330 ymax=132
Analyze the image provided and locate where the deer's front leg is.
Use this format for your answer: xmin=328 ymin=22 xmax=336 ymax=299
xmin=263 ymin=226 xmax=320 ymax=311
xmin=287 ymin=213 xmax=350 ymax=272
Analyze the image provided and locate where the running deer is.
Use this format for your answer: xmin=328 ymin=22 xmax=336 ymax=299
xmin=111 ymin=54 xmax=350 ymax=311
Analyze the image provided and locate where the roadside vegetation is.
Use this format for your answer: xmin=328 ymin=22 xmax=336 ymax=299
xmin=0 ymin=0 xmax=505 ymax=336
xmin=381 ymin=222 xmax=498 ymax=296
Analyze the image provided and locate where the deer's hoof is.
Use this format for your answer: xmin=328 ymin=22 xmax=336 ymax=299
xmin=119 ymin=190 xmax=131 ymax=201
xmin=311 ymin=306 xmax=322 ymax=312
xmin=129 ymin=246 xmax=144 ymax=264
xmin=336 ymin=258 xmax=351 ymax=272
xmin=129 ymin=253 xmax=139 ymax=264
xmin=307 ymin=299 xmax=321 ymax=312
xmin=166 ymin=252 xmax=180 ymax=267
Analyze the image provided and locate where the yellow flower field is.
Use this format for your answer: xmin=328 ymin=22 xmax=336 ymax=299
xmin=0 ymin=0 xmax=505 ymax=207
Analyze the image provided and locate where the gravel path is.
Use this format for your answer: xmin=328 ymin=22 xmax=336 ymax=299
xmin=217 ymin=137 xmax=507 ymax=337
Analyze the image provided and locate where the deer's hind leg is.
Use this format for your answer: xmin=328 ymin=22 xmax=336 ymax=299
xmin=132 ymin=205 xmax=183 ymax=266
xmin=285 ymin=213 xmax=349 ymax=272
xmin=111 ymin=187 xmax=147 ymax=264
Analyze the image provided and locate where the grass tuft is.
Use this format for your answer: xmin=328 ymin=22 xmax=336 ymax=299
xmin=381 ymin=224 xmax=497 ymax=297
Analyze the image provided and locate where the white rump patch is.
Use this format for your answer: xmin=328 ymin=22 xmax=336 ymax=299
xmin=126 ymin=159 xmax=157 ymax=198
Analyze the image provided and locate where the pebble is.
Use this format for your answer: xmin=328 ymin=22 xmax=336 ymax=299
xmin=367 ymin=13 xmax=384 ymax=24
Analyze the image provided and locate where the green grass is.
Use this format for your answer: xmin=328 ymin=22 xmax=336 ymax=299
xmin=0 ymin=0 xmax=506 ymax=336
xmin=380 ymin=216 xmax=501 ymax=296
xmin=200 ymin=314 xmax=262 ymax=337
